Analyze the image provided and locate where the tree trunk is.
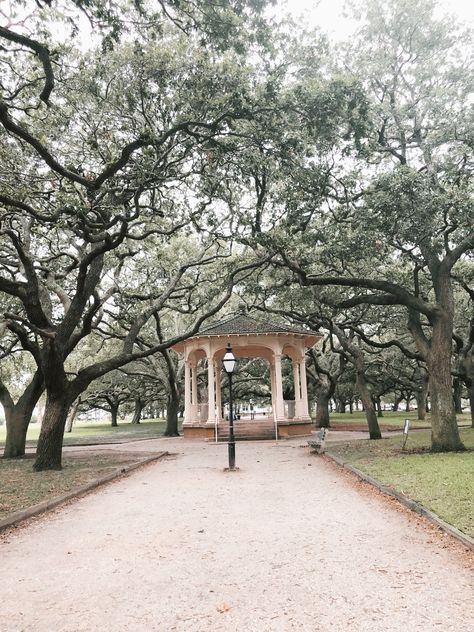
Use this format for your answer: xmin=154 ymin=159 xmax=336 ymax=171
xmin=392 ymin=395 xmax=402 ymax=411
xmin=356 ymin=371 xmax=381 ymax=440
xmin=33 ymin=394 xmax=70 ymax=471
xmin=426 ymin=286 xmax=463 ymax=451
xmin=452 ymin=378 xmax=463 ymax=414
xmin=3 ymin=407 xmax=30 ymax=458
xmin=165 ymin=387 xmax=180 ymax=436
xmin=416 ymin=396 xmax=427 ymax=421
xmin=349 ymin=399 xmax=354 ymax=414
xmin=65 ymin=398 xmax=80 ymax=433
xmin=0 ymin=370 xmax=44 ymax=459
xmin=131 ymin=399 xmax=143 ymax=425
xmin=316 ymin=392 xmax=331 ymax=428
xmin=415 ymin=373 xmax=429 ymax=421
xmin=1 ymin=370 xmax=44 ymax=458
xmin=111 ymin=404 xmax=119 ymax=427
xmin=375 ymin=397 xmax=383 ymax=418
xmin=405 ymin=398 xmax=411 ymax=412
xmin=469 ymin=382 xmax=474 ymax=428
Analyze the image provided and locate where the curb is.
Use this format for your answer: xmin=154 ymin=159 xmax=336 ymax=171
xmin=323 ymin=452 xmax=474 ymax=552
xmin=0 ymin=452 xmax=168 ymax=534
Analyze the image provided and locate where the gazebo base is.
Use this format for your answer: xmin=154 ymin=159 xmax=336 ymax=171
xmin=277 ymin=420 xmax=313 ymax=437
xmin=182 ymin=419 xmax=313 ymax=440
xmin=183 ymin=424 xmax=215 ymax=439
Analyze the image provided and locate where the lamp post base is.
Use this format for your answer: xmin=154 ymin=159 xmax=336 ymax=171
xmin=223 ymin=467 xmax=240 ymax=472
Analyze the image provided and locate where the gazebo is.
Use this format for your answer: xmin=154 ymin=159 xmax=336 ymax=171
xmin=172 ymin=308 xmax=321 ymax=440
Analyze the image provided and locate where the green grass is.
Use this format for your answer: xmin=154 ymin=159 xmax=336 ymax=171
xmin=0 ymin=417 xmax=182 ymax=449
xmin=325 ymin=410 xmax=471 ymax=429
xmin=326 ymin=427 xmax=474 ymax=538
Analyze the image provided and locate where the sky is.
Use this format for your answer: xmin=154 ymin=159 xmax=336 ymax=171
xmin=275 ymin=0 xmax=474 ymax=39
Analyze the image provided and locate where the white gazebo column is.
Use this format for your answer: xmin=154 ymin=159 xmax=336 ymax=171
xmin=207 ymin=355 xmax=215 ymax=423
xmin=215 ymin=362 xmax=222 ymax=422
xmin=299 ymin=355 xmax=310 ymax=419
xmin=191 ymin=364 xmax=198 ymax=404
xmin=273 ymin=353 xmax=285 ymax=420
xmin=184 ymin=360 xmax=191 ymax=423
xmin=269 ymin=363 xmax=276 ymax=419
xmin=293 ymin=360 xmax=302 ymax=418
xmin=191 ymin=362 xmax=198 ymax=421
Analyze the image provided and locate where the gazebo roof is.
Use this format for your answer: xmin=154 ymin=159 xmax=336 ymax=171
xmin=198 ymin=311 xmax=317 ymax=337
xmin=171 ymin=308 xmax=321 ymax=354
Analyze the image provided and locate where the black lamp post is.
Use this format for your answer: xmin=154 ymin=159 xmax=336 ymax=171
xmin=222 ymin=343 xmax=237 ymax=470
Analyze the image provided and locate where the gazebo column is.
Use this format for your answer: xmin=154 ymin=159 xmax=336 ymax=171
xmin=273 ymin=353 xmax=285 ymax=421
xmin=269 ymin=364 xmax=276 ymax=420
xmin=299 ymin=355 xmax=310 ymax=419
xmin=215 ymin=362 xmax=222 ymax=422
xmin=293 ymin=360 xmax=302 ymax=418
xmin=207 ymin=356 xmax=215 ymax=424
xmin=191 ymin=362 xmax=198 ymax=421
xmin=184 ymin=360 xmax=191 ymax=423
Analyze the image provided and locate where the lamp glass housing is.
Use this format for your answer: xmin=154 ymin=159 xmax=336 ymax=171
xmin=222 ymin=344 xmax=236 ymax=374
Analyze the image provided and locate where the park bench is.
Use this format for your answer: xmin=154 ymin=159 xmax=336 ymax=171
xmin=307 ymin=428 xmax=328 ymax=454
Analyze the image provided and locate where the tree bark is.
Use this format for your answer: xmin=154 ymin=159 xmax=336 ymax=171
xmin=452 ymin=378 xmax=463 ymax=414
xmin=424 ymin=276 xmax=463 ymax=451
xmin=110 ymin=403 xmax=119 ymax=427
xmin=392 ymin=395 xmax=402 ymax=411
xmin=65 ymin=398 xmax=80 ymax=433
xmin=416 ymin=395 xmax=427 ymax=421
xmin=165 ymin=387 xmax=180 ymax=436
xmin=316 ymin=391 xmax=331 ymax=428
xmin=2 ymin=370 xmax=44 ymax=458
xmin=468 ymin=382 xmax=474 ymax=428
xmin=375 ymin=397 xmax=383 ymax=418
xmin=131 ymin=399 xmax=142 ymax=425
xmin=415 ymin=370 xmax=429 ymax=421
xmin=356 ymin=370 xmax=382 ymax=440
xmin=3 ymin=407 xmax=30 ymax=458
xmin=33 ymin=393 xmax=70 ymax=470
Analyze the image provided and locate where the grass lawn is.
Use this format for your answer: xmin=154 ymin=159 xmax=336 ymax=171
xmin=0 ymin=451 xmax=157 ymax=521
xmin=326 ymin=427 xmax=474 ymax=538
xmin=0 ymin=417 xmax=182 ymax=449
xmin=326 ymin=410 xmax=471 ymax=429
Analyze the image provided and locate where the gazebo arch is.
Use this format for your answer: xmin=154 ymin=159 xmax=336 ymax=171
xmin=172 ymin=308 xmax=321 ymax=439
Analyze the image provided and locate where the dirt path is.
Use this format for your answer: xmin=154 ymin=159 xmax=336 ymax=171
xmin=2 ymin=438 xmax=473 ymax=631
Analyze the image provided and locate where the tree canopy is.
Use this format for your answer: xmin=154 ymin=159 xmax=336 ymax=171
xmin=0 ymin=0 xmax=472 ymax=468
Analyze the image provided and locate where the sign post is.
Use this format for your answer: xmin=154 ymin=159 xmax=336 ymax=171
xmin=402 ymin=419 xmax=410 ymax=451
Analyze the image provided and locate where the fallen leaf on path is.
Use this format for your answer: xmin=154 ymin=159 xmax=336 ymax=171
xmin=217 ymin=603 xmax=231 ymax=613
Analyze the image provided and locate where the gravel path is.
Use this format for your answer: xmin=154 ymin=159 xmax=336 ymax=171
xmin=2 ymin=437 xmax=473 ymax=631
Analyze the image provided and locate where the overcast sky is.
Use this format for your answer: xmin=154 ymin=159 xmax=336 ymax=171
xmin=275 ymin=0 xmax=474 ymax=39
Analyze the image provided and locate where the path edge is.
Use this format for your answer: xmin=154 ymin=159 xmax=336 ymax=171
xmin=0 ymin=452 xmax=168 ymax=534
xmin=323 ymin=452 xmax=474 ymax=552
